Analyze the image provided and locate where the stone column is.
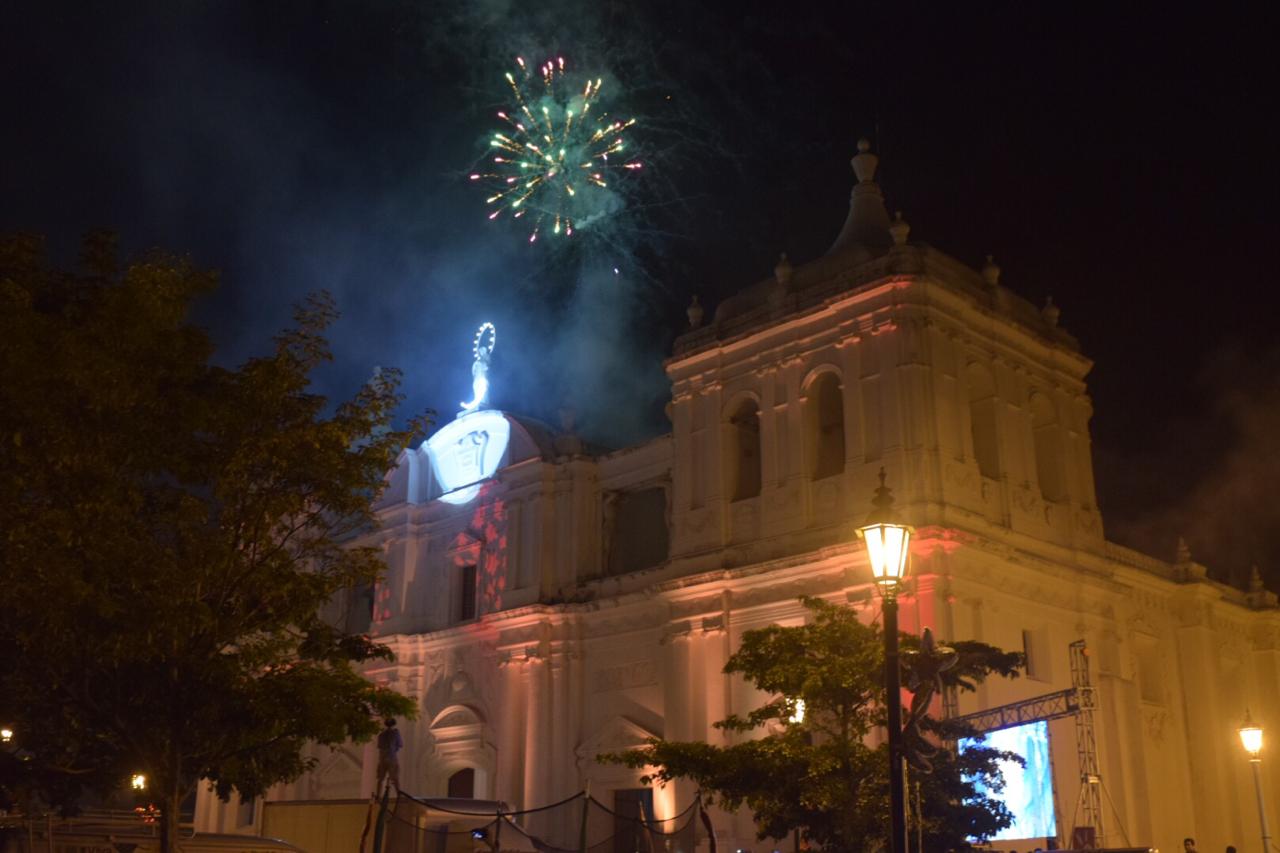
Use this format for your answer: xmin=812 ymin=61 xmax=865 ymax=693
xmin=782 ymin=357 xmax=805 ymax=485
xmin=662 ymin=623 xmax=696 ymax=822
xmin=701 ymin=384 xmax=724 ymax=506
xmin=859 ymin=334 xmax=884 ymax=461
xmin=758 ymin=366 xmax=780 ymax=488
xmin=662 ymin=624 xmax=692 ymax=741
xmin=671 ymin=389 xmax=696 ymax=511
xmin=550 ymin=647 xmax=572 ymax=803
xmin=1093 ymin=629 xmax=1139 ymax=844
xmin=568 ymin=646 xmax=585 ymax=794
xmin=522 ymin=653 xmax=550 ymax=835
xmin=700 ymin=615 xmax=729 ymax=745
xmin=496 ymin=655 xmax=527 ymax=808
xmin=1174 ymin=605 xmax=1234 ymax=843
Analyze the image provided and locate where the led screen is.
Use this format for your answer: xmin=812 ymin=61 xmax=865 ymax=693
xmin=959 ymin=720 xmax=1056 ymax=840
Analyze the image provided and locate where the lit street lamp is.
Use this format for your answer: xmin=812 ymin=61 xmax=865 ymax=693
xmin=1238 ymin=710 xmax=1271 ymax=853
xmin=0 ymin=727 xmax=12 ymax=744
xmin=857 ymin=468 xmax=912 ymax=853
xmin=131 ymin=773 xmax=147 ymax=791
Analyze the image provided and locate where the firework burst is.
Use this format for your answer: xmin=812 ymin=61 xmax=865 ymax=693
xmin=472 ymin=56 xmax=642 ymax=243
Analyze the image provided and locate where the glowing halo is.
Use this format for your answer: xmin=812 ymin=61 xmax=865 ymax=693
xmin=473 ymin=322 xmax=497 ymax=358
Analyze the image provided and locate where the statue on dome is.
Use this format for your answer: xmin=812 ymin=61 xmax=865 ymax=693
xmin=460 ymin=322 xmax=496 ymax=414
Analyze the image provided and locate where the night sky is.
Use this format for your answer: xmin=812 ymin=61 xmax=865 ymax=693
xmin=4 ymin=2 xmax=1278 ymax=587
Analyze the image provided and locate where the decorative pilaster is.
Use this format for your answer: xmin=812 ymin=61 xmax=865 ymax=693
xmin=699 ymin=615 xmax=729 ymax=744
xmin=661 ymin=622 xmax=693 ymax=742
xmin=496 ymin=654 xmax=527 ymax=807
xmin=521 ymin=651 xmax=550 ymax=832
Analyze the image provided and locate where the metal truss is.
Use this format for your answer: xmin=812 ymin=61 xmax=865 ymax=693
xmin=950 ymin=639 xmax=1105 ymax=846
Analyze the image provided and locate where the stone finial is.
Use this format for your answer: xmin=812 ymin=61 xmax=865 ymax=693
xmin=889 ymin=211 xmax=910 ymax=246
xmin=774 ymin=252 xmax=793 ymax=285
xmin=686 ymin=294 xmax=704 ymax=329
xmin=1245 ymin=564 xmax=1278 ymax=609
xmin=981 ymin=255 xmax=1001 ymax=287
xmin=1173 ymin=535 xmax=1209 ymax=583
xmin=827 ymin=138 xmax=892 ymax=256
xmin=1042 ymin=296 xmax=1061 ymax=328
xmin=1250 ymin=565 xmax=1265 ymax=593
xmin=851 ymin=137 xmax=879 ymax=183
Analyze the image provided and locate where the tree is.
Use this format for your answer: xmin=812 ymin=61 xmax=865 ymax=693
xmin=605 ymin=596 xmax=1025 ymax=852
xmin=0 ymin=233 xmax=430 ymax=851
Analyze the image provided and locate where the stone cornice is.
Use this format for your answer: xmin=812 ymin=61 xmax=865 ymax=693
xmin=669 ymin=247 xmax=1081 ymax=370
xmin=667 ymin=285 xmax=1091 ymax=408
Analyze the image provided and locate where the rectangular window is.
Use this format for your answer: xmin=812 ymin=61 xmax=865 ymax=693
xmin=1023 ymin=628 xmax=1051 ymax=682
xmin=460 ymin=564 xmax=477 ymax=621
xmin=605 ymin=487 xmax=670 ymax=577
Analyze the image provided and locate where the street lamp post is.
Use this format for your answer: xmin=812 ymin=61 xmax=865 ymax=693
xmin=1239 ymin=711 xmax=1272 ymax=853
xmin=857 ymin=468 xmax=912 ymax=853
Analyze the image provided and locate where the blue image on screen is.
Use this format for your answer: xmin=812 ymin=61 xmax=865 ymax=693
xmin=959 ymin=720 xmax=1057 ymax=839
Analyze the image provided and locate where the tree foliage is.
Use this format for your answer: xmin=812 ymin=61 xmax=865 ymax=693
xmin=605 ymin=596 xmax=1025 ymax=852
xmin=0 ymin=233 xmax=430 ymax=851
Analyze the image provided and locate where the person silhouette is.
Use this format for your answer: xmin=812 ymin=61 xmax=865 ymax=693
xmin=375 ymin=718 xmax=403 ymax=794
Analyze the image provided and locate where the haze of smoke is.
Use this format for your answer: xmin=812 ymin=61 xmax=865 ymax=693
xmin=8 ymin=2 xmax=678 ymax=449
xmin=1 ymin=1 xmax=832 ymax=451
xmin=1105 ymin=344 xmax=1280 ymax=591
xmin=401 ymin=0 xmax=741 ymax=445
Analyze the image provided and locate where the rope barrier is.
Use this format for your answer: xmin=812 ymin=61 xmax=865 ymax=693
xmin=384 ymin=788 xmax=705 ymax=853
xmin=583 ymin=793 xmax=700 ymax=830
xmin=397 ymin=787 xmax=586 ymax=817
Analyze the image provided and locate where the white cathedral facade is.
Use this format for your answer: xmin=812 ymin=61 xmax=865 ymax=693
xmin=198 ymin=143 xmax=1280 ymax=851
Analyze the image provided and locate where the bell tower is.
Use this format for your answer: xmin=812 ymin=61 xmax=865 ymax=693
xmin=665 ymin=140 xmax=1103 ymax=565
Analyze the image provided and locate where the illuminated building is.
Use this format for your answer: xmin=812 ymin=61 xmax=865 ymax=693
xmin=198 ymin=141 xmax=1280 ymax=851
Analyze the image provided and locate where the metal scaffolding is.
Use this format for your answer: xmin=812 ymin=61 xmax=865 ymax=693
xmin=951 ymin=639 xmax=1105 ymax=847
xmin=1069 ymin=639 xmax=1105 ymax=847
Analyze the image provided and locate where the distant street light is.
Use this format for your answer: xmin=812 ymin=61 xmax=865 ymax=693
xmin=1238 ymin=710 xmax=1271 ymax=853
xmin=857 ymin=468 xmax=912 ymax=853
xmin=0 ymin=727 xmax=12 ymax=744
xmin=131 ymin=773 xmax=147 ymax=791
xmin=788 ymin=698 xmax=806 ymax=725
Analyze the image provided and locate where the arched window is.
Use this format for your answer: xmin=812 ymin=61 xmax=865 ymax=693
xmin=806 ymin=372 xmax=845 ymax=479
xmin=428 ymin=704 xmax=493 ymax=799
xmin=966 ymin=363 xmax=1001 ymax=479
xmin=447 ymin=767 xmax=475 ymax=799
xmin=727 ymin=399 xmax=761 ymax=501
xmin=1030 ymin=392 xmax=1066 ymax=501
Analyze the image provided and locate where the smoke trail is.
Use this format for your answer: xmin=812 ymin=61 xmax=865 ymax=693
xmin=1103 ymin=343 xmax=1280 ymax=590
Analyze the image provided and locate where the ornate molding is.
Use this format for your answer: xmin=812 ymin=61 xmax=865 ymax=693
xmin=1141 ymin=706 xmax=1171 ymax=744
xmin=660 ymin=620 xmax=692 ymax=645
xmin=590 ymin=659 xmax=659 ymax=693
